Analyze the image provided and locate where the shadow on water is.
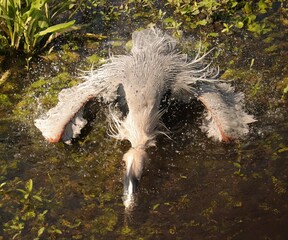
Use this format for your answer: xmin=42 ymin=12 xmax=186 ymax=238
xmin=1 ymin=12 xmax=288 ymax=240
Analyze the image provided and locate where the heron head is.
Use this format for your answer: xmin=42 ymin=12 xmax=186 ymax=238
xmin=122 ymin=147 xmax=148 ymax=210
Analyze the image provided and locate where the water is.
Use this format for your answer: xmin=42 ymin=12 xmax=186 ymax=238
xmin=1 ymin=15 xmax=288 ymax=240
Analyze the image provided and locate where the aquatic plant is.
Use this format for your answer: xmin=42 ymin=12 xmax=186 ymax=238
xmin=0 ymin=0 xmax=76 ymax=54
xmin=0 ymin=179 xmax=50 ymax=239
xmin=163 ymin=0 xmax=277 ymax=36
xmin=82 ymin=0 xmax=278 ymax=38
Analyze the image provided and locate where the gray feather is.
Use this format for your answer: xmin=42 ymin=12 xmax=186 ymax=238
xmin=197 ymin=83 xmax=256 ymax=141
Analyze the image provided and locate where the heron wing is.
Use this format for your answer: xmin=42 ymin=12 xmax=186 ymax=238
xmin=34 ymin=80 xmax=100 ymax=143
xmin=170 ymin=46 xmax=255 ymax=141
xmin=34 ymin=66 xmax=120 ymax=143
xmin=197 ymin=83 xmax=256 ymax=141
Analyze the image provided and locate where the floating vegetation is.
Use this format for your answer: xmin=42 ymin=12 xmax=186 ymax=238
xmin=0 ymin=179 xmax=51 ymax=239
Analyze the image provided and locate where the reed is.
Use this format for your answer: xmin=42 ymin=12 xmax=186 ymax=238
xmin=0 ymin=0 xmax=76 ymax=54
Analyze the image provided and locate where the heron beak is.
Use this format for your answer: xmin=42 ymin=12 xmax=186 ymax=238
xmin=122 ymin=147 xmax=147 ymax=210
xmin=122 ymin=171 xmax=139 ymax=210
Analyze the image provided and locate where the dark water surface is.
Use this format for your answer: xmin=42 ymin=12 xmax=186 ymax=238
xmin=1 ymin=14 xmax=288 ymax=240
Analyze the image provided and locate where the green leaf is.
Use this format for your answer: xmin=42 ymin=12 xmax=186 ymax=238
xmin=33 ymin=195 xmax=43 ymax=201
xmin=17 ymin=188 xmax=27 ymax=194
xmin=284 ymin=85 xmax=288 ymax=94
xmin=191 ymin=9 xmax=200 ymax=15
xmin=31 ymin=0 xmax=48 ymax=10
xmin=22 ymin=211 xmax=36 ymax=220
xmin=278 ymin=145 xmax=288 ymax=152
xmin=152 ymin=203 xmax=160 ymax=210
xmin=54 ymin=229 xmax=62 ymax=234
xmin=35 ymin=20 xmax=75 ymax=37
xmin=38 ymin=20 xmax=49 ymax=29
xmin=26 ymin=179 xmax=33 ymax=192
xmin=207 ymin=32 xmax=219 ymax=37
xmin=231 ymin=1 xmax=238 ymax=8
xmin=163 ymin=17 xmax=175 ymax=24
xmin=235 ymin=21 xmax=244 ymax=29
xmin=233 ymin=162 xmax=241 ymax=168
xmin=244 ymin=3 xmax=252 ymax=14
xmin=247 ymin=22 xmax=262 ymax=34
xmin=196 ymin=19 xmax=207 ymax=26
xmin=38 ymin=210 xmax=48 ymax=221
xmin=258 ymin=0 xmax=268 ymax=13
xmin=37 ymin=227 xmax=45 ymax=237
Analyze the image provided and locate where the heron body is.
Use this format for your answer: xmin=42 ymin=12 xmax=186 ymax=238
xmin=35 ymin=28 xmax=256 ymax=210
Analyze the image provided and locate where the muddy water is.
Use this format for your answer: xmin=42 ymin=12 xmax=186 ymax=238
xmin=1 ymin=25 xmax=288 ymax=240
xmin=1 ymin=95 xmax=287 ymax=240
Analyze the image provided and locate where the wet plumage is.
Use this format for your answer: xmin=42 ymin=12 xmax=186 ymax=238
xmin=35 ymin=28 xmax=256 ymax=210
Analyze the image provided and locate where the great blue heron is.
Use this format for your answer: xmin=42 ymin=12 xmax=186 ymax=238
xmin=35 ymin=28 xmax=256 ymax=210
